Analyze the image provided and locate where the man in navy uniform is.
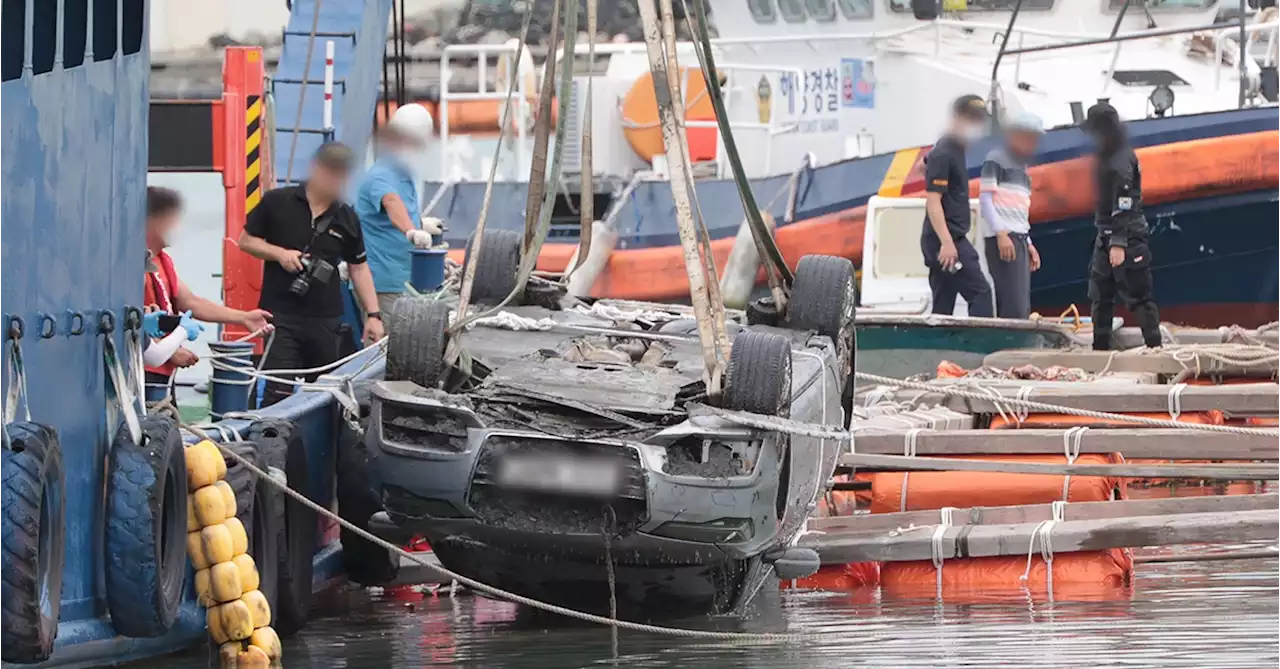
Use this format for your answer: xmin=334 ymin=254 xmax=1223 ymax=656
xmin=921 ymin=94 xmax=994 ymax=317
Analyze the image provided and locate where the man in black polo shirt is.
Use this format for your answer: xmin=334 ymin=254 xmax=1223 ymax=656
xmin=920 ymin=95 xmax=994 ymax=318
xmin=238 ymin=142 xmax=384 ymax=406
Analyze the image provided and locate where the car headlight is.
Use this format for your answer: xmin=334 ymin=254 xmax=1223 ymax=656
xmin=650 ymin=517 xmax=755 ymax=544
xmin=661 ymin=436 xmax=762 ymax=477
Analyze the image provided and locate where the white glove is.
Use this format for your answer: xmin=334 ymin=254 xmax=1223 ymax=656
xmin=420 ymin=216 xmax=444 ymax=236
xmin=405 ymin=229 xmax=433 ymax=248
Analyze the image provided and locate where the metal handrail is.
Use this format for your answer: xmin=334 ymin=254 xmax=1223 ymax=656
xmin=991 ymin=0 xmax=1255 ymax=110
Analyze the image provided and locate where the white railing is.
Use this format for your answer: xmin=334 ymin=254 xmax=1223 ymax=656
xmin=438 ymin=44 xmax=533 ymax=179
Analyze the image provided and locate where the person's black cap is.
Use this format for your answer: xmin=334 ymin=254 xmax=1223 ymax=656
xmin=952 ymin=94 xmax=989 ymax=121
xmin=314 ymin=141 xmax=355 ymax=171
xmin=1082 ymin=101 xmax=1121 ymax=133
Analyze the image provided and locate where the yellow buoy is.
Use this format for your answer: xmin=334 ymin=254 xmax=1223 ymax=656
xmin=236 ymin=644 xmax=271 ymax=669
xmin=185 ymin=445 xmax=220 ymax=490
xmin=239 ymin=589 xmax=271 ymax=629
xmin=187 ymin=531 xmax=212 ymax=570
xmin=249 ymin=626 xmax=282 ymax=661
xmin=194 ymin=439 xmax=228 ymax=479
xmin=192 ymin=486 xmax=229 ymax=527
xmin=214 ymin=480 xmax=237 ymax=519
xmin=232 ymin=554 xmax=260 ymax=592
xmin=209 ymin=561 xmax=244 ymax=603
xmin=224 ymin=517 xmax=249 ymax=557
xmin=194 ymin=568 xmax=214 ymax=606
xmin=216 ymin=600 xmax=255 ymax=642
xmin=201 ymin=524 xmax=235 ymax=565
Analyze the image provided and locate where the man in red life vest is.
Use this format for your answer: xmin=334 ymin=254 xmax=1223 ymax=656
xmin=143 ymin=187 xmax=273 ymax=402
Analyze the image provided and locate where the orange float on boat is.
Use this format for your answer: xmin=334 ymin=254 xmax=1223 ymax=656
xmin=989 ymin=411 xmax=1224 ymax=429
xmin=620 ymin=66 xmax=721 ymax=163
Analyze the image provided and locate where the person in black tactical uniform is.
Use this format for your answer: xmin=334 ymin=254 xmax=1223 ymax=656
xmin=1082 ymin=102 xmax=1162 ymax=351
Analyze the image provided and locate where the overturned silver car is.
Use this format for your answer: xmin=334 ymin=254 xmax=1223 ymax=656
xmin=367 ymin=251 xmax=855 ymax=616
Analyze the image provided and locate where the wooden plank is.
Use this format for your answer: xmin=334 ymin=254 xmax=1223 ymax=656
xmin=850 ymin=428 xmax=1278 ymax=460
xmin=858 ymin=380 xmax=1279 ymax=416
xmin=810 ymin=493 xmax=1278 ymax=534
xmin=839 ymin=453 xmax=1279 ymax=480
xmin=982 ymin=347 xmax=1278 ymax=377
xmin=806 ymin=509 xmax=1279 ymax=564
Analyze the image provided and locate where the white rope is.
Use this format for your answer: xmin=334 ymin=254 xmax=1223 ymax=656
xmin=1060 ymin=426 xmax=1088 ymax=502
xmin=899 ymin=428 xmax=923 ymax=512
xmin=931 ymin=506 xmax=956 ymax=598
xmin=1166 ymin=382 xmax=1188 ymax=421
xmin=2 ymin=339 xmax=33 ymax=449
xmin=852 ymin=371 xmax=1278 ymax=436
xmin=1013 ymin=386 xmax=1034 ymax=426
xmin=1020 ymin=500 xmax=1066 ymax=598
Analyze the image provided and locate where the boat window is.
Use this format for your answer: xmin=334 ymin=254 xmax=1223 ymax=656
xmin=64 ymin=0 xmax=88 ymax=68
xmin=838 ymin=0 xmax=874 ymax=18
xmin=889 ymin=0 xmax=1054 ymax=11
xmin=747 ymin=0 xmax=778 ymax=23
xmin=806 ymin=0 xmax=838 ymax=21
xmin=93 ymin=0 xmax=117 ymax=62
xmin=32 ymin=0 xmax=56 ymax=74
xmin=777 ymin=0 xmax=808 ymax=22
xmin=873 ymin=202 xmax=980 ymax=279
xmin=1107 ymin=0 xmax=1214 ymax=10
xmin=1112 ymin=69 xmax=1191 ymax=86
xmin=122 ymin=0 xmax=142 ymax=55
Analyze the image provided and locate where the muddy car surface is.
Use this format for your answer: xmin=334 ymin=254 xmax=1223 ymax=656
xmin=368 ymin=254 xmax=855 ymax=616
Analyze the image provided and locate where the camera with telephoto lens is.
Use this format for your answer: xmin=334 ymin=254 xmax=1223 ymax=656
xmin=288 ymin=255 xmax=336 ymax=297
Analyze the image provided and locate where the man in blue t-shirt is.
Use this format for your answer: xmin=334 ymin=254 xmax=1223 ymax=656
xmin=354 ymin=103 xmax=443 ymax=315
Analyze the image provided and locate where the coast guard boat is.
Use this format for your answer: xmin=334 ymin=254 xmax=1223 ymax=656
xmin=363 ymin=0 xmax=1279 ymax=327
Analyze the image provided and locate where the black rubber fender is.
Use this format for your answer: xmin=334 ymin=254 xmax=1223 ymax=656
xmin=725 ymin=331 xmax=793 ymax=418
xmin=247 ymin=419 xmax=316 ymax=636
xmin=1 ymin=422 xmax=66 ymax=663
xmin=462 ymin=228 xmax=522 ymax=305
xmin=104 ymin=416 xmax=189 ymax=638
xmin=386 ymin=297 xmax=451 ymax=389
xmin=337 ymin=412 xmax=398 ymax=586
xmin=221 ymin=441 xmax=281 ymax=620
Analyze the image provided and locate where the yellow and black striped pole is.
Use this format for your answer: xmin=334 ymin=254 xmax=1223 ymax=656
xmin=245 ymin=95 xmax=263 ymax=216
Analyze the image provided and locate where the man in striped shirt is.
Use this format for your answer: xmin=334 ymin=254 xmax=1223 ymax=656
xmin=979 ymin=113 xmax=1043 ymax=319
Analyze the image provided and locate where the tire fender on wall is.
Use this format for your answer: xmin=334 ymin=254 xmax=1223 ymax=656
xmin=1 ymin=422 xmax=67 ymax=664
xmin=248 ymin=419 xmax=316 ymax=636
xmin=104 ymin=416 xmax=189 ymax=638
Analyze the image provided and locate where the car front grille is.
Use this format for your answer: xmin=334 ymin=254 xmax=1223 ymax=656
xmin=468 ymin=436 xmax=648 ymax=535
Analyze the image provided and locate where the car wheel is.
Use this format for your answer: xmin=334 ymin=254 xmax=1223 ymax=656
xmin=725 ymin=331 xmax=792 ymax=418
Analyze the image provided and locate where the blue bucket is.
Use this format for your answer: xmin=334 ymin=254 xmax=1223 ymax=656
xmin=410 ymin=248 xmax=449 ymax=292
xmin=208 ymin=340 xmax=255 ymax=420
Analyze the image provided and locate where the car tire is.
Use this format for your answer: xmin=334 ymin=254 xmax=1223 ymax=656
xmin=221 ymin=442 xmax=280 ymax=621
xmin=386 ymin=297 xmax=451 ymax=389
xmin=248 ymin=420 xmax=316 ymax=636
xmin=104 ymin=416 xmax=188 ymax=638
xmin=787 ymin=254 xmax=857 ymax=393
xmin=462 ymin=228 xmax=522 ymax=306
xmin=337 ymin=413 xmax=398 ymax=586
xmin=725 ymin=331 xmax=792 ymax=418
xmin=1 ymin=422 xmax=66 ymax=663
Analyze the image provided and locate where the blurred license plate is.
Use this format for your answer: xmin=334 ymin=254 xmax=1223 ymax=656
xmin=495 ymin=453 xmax=621 ymax=497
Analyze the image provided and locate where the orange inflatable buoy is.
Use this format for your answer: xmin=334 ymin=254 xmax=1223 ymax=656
xmin=865 ymin=453 xmax=1125 ymax=514
xmin=781 ymin=562 xmax=880 ymax=591
xmin=989 ymin=411 xmax=1224 ymax=430
xmin=880 ymin=549 xmax=1133 ymax=597
xmin=621 ymin=66 xmax=719 ymax=163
